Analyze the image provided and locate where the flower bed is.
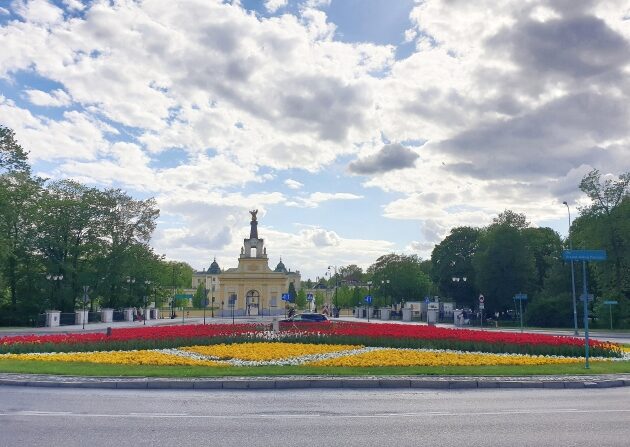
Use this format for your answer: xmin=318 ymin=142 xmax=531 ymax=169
xmin=2 ymin=342 xmax=627 ymax=368
xmin=0 ymin=321 xmax=622 ymax=358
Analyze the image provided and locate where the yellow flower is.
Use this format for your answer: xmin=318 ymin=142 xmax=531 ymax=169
xmin=306 ymin=349 xmax=585 ymax=367
xmin=0 ymin=350 xmax=224 ymax=366
xmin=183 ymin=342 xmax=360 ymax=361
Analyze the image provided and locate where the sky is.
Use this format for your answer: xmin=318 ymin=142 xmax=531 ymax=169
xmin=0 ymin=0 xmax=629 ymax=280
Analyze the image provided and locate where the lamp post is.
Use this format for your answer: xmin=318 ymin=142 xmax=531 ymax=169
xmin=381 ymin=279 xmax=390 ymax=306
xmin=563 ymin=201 xmax=579 ymax=336
xmin=126 ymin=276 xmax=136 ymax=305
xmin=46 ymin=274 xmax=63 ymax=309
xmin=143 ymin=280 xmax=151 ymax=326
xmin=328 ymin=265 xmax=338 ymax=311
xmin=211 ymin=285 xmax=215 ymax=318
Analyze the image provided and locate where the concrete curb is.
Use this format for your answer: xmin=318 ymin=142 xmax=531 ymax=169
xmin=1 ymin=374 xmax=629 ymax=391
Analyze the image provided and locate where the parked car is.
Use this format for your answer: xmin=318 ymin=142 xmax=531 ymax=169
xmin=280 ymin=313 xmax=329 ymax=323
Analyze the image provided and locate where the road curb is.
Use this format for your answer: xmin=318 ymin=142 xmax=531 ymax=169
xmin=1 ymin=374 xmax=629 ymax=391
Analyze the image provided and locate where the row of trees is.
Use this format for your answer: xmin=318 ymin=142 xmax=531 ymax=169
xmin=308 ymin=172 xmax=628 ymax=328
xmin=0 ymin=126 xmax=193 ymax=325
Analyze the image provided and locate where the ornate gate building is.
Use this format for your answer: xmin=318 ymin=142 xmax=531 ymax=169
xmin=192 ymin=211 xmax=300 ymax=316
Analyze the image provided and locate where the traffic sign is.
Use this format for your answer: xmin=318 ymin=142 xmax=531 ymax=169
xmin=479 ymin=303 xmax=485 ymax=310
xmin=513 ymin=293 xmax=528 ymax=301
xmin=603 ymin=300 xmax=618 ymax=305
xmin=580 ymin=294 xmax=594 ymax=302
xmin=562 ymin=249 xmax=607 ymax=261
xmin=424 ymin=296 xmax=430 ymax=304
xmin=364 ymin=295 xmax=372 ymax=304
xmin=478 ymin=294 xmax=484 ymax=303
xmin=82 ymin=293 xmax=89 ymax=304
xmin=306 ymin=293 xmax=314 ymax=302
xmin=281 ymin=293 xmax=290 ymax=301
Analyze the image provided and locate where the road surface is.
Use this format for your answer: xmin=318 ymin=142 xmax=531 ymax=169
xmin=1 ymin=386 xmax=628 ymax=447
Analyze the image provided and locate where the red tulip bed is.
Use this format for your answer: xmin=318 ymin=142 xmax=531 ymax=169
xmin=0 ymin=321 xmax=621 ymax=358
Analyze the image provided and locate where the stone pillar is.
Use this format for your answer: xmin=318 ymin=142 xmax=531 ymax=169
xmin=150 ymin=308 xmax=158 ymax=319
xmin=46 ymin=310 xmax=61 ymax=327
xmin=402 ymin=308 xmax=412 ymax=321
xmin=143 ymin=308 xmax=151 ymax=320
xmin=101 ymin=308 xmax=114 ymax=323
xmin=367 ymin=307 xmax=374 ymax=318
xmin=427 ymin=309 xmax=438 ymax=325
xmin=380 ymin=308 xmax=391 ymax=320
xmin=75 ymin=310 xmax=88 ymax=325
xmin=123 ymin=308 xmax=134 ymax=321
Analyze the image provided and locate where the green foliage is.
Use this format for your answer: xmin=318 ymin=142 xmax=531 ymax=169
xmin=473 ymin=224 xmax=535 ymax=313
xmin=288 ymin=282 xmax=297 ymax=302
xmin=296 ymin=288 xmax=306 ymax=309
xmin=367 ymin=253 xmax=432 ymax=305
xmin=193 ymin=283 xmax=206 ymax=308
xmin=0 ymin=126 xmax=30 ymax=174
xmin=525 ymin=293 xmax=575 ymax=328
xmin=431 ymin=226 xmax=479 ymax=307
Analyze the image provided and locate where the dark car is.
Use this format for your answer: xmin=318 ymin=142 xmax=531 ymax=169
xmin=280 ymin=313 xmax=329 ymax=323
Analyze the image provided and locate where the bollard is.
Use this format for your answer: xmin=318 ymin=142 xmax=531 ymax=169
xmin=106 ymin=326 xmax=112 ymax=336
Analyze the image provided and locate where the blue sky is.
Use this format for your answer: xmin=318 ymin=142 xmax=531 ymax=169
xmin=1 ymin=0 xmax=628 ymax=279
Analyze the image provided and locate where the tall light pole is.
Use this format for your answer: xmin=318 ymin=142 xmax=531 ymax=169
xmin=366 ymin=281 xmax=372 ymax=321
xmin=46 ymin=274 xmax=63 ymax=309
xmin=143 ymin=280 xmax=151 ymax=326
xmin=381 ymin=279 xmax=390 ymax=306
xmin=563 ymin=201 xmax=579 ymax=336
xmin=328 ymin=265 xmax=338 ymax=311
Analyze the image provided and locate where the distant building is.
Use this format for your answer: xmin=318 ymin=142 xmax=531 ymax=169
xmin=191 ymin=211 xmax=300 ymax=316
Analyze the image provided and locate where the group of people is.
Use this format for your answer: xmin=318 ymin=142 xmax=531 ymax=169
xmin=321 ymin=304 xmax=339 ymax=318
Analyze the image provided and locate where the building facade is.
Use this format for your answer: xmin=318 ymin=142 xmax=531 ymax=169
xmin=191 ymin=210 xmax=300 ymax=316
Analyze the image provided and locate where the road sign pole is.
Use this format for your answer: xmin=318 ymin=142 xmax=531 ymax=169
xmin=609 ymin=304 xmax=613 ymax=330
xmin=582 ymin=260 xmax=589 ymax=369
xmin=570 ymin=260 xmax=578 ymax=335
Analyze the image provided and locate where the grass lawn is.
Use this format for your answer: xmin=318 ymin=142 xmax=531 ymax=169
xmin=0 ymin=359 xmax=629 ymax=378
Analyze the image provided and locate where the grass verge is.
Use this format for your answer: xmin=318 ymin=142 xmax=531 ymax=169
xmin=0 ymin=359 xmax=629 ymax=378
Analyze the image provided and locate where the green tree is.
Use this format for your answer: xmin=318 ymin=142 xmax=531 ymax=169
xmin=473 ymin=224 xmax=535 ymax=313
xmin=0 ymin=126 xmax=30 ymax=174
xmin=193 ymin=283 xmax=206 ymax=308
xmin=522 ymin=227 xmax=563 ymax=292
xmin=288 ymin=282 xmax=297 ymax=303
xmin=431 ymin=226 xmax=479 ymax=307
xmin=296 ymin=288 xmax=306 ymax=309
xmin=368 ymin=253 xmax=432 ymax=305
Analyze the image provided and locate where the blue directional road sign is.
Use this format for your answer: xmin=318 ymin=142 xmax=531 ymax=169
xmin=364 ymin=295 xmax=372 ymax=304
xmin=562 ymin=249 xmax=607 ymax=261
xmin=603 ymin=300 xmax=618 ymax=305
xmin=424 ymin=296 xmax=430 ymax=304
xmin=513 ymin=293 xmax=528 ymax=301
xmin=281 ymin=293 xmax=290 ymax=301
xmin=306 ymin=293 xmax=314 ymax=302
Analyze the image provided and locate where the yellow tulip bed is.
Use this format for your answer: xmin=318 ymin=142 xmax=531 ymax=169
xmin=182 ymin=342 xmax=359 ymax=361
xmin=305 ymin=348 xmax=585 ymax=367
xmin=2 ymin=342 xmax=627 ymax=368
xmin=0 ymin=350 xmax=224 ymax=367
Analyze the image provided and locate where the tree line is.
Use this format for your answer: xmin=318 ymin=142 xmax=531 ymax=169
xmin=0 ymin=126 xmax=193 ymax=325
xmin=307 ymin=172 xmax=629 ymax=328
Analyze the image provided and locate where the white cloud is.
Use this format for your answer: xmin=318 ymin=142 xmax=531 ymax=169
xmin=284 ymin=178 xmax=304 ymax=189
xmin=265 ymin=0 xmax=287 ymax=13
xmin=25 ymin=89 xmax=72 ymax=107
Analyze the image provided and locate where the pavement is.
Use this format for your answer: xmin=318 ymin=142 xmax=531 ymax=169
xmin=1 ymin=315 xmax=629 ymax=391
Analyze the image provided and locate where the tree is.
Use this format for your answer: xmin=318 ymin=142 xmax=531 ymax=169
xmin=431 ymin=227 xmax=479 ymax=307
xmin=473 ymin=224 xmax=535 ymax=313
xmin=296 ymin=288 xmax=306 ymax=309
xmin=193 ymin=283 xmax=206 ymax=308
xmin=367 ymin=253 xmax=432 ymax=305
xmin=576 ymin=170 xmax=630 ymax=303
xmin=338 ymin=264 xmax=364 ymax=284
xmin=491 ymin=210 xmax=530 ymax=230
xmin=522 ymin=227 xmax=563 ymax=292
xmin=0 ymin=126 xmax=30 ymax=174
xmin=288 ymin=282 xmax=297 ymax=303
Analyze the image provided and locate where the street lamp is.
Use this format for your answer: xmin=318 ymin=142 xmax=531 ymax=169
xmin=381 ymin=279 xmax=390 ymax=306
xmin=46 ymin=274 xmax=63 ymax=309
xmin=563 ymin=201 xmax=579 ymax=336
xmin=126 ymin=276 xmax=136 ymax=304
xmin=328 ymin=265 xmax=338 ymax=311
xmin=143 ymin=280 xmax=151 ymax=326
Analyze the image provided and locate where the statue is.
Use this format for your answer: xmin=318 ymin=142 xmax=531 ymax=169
xmin=249 ymin=209 xmax=258 ymax=221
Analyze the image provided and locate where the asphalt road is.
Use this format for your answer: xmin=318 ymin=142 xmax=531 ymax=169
xmin=1 ymin=386 xmax=628 ymax=447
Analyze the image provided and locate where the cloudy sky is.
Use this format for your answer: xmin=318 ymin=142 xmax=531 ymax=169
xmin=1 ymin=0 xmax=629 ymax=279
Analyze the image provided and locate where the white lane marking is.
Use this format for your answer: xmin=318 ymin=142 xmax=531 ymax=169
xmin=1 ymin=409 xmax=629 ymax=419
